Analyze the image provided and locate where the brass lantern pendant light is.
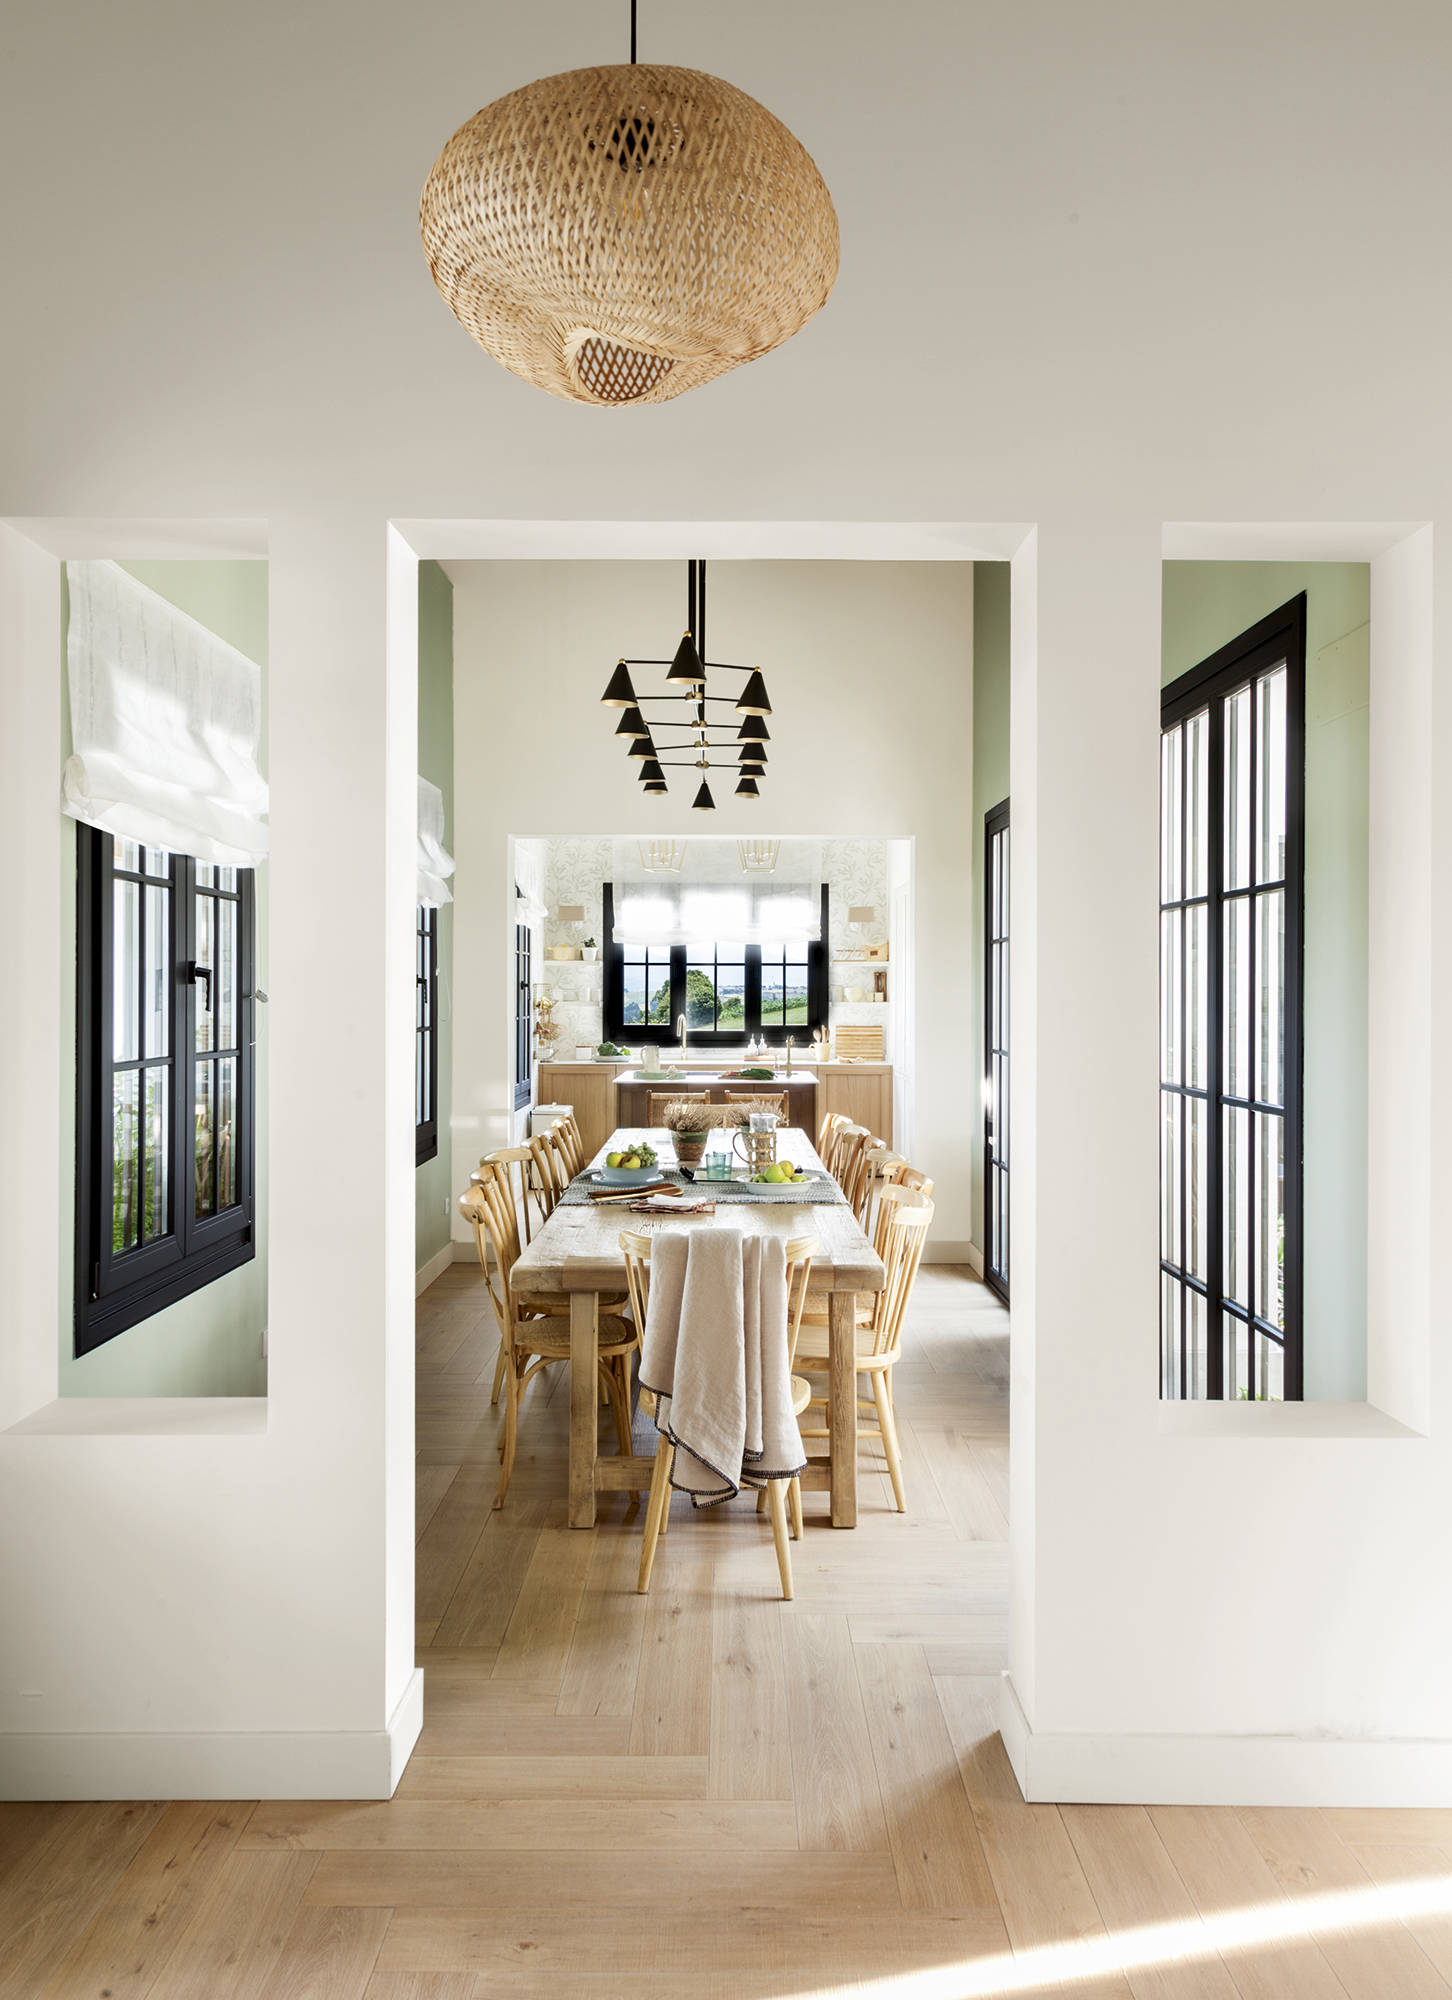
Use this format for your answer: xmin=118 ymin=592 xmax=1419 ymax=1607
xmin=419 ymin=2 xmax=840 ymax=407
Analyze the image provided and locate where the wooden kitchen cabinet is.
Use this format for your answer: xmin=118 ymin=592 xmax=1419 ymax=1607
xmin=816 ymin=1064 xmax=893 ymax=1149
xmin=535 ymin=1062 xmax=628 ymax=1162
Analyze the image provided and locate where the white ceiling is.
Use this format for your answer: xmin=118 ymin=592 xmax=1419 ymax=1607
xmin=3 ymin=0 xmax=1450 ymax=524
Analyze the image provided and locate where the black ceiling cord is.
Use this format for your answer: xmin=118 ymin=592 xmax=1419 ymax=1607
xmin=630 ymin=0 xmax=637 ymax=63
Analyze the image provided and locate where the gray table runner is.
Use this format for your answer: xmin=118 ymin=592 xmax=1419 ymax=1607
xmin=561 ymin=1169 xmax=848 ymax=1208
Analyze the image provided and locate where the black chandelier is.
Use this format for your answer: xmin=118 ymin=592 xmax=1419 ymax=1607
xmin=600 ymin=559 xmax=771 ymax=810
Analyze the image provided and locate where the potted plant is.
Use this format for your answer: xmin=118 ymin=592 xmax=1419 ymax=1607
xmin=661 ymin=1099 xmax=746 ymax=1173
xmin=581 ymin=935 xmax=599 ymax=963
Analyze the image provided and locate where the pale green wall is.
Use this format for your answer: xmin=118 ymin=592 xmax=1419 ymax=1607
xmin=59 ymin=561 xmax=270 ymax=1397
xmin=415 ymin=561 xmax=455 ymax=1275
xmin=968 ymin=559 xmax=1368 ymax=1401
xmin=970 ymin=563 xmax=1011 ymax=1257
xmin=1162 ymin=562 xmax=1369 ymax=1402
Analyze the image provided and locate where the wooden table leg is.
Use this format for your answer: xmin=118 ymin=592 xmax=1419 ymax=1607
xmin=570 ymin=1291 xmax=599 ymax=1529
xmin=828 ymin=1289 xmax=857 ymax=1529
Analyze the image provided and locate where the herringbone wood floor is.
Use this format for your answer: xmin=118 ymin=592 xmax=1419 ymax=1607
xmin=3 ymin=1264 xmax=1451 ymax=1998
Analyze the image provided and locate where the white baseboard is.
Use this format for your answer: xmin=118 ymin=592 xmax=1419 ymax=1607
xmin=1000 ymin=1672 xmax=1452 ymax=1807
xmin=923 ymin=1240 xmax=982 ymax=1268
xmin=0 ymin=1668 xmax=426 ymax=1802
xmin=415 ymin=1240 xmax=456 ymax=1295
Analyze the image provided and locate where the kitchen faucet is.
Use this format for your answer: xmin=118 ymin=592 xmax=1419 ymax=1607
xmin=676 ymin=1012 xmax=687 ymax=1059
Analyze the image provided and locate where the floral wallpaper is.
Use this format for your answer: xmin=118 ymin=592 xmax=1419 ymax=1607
xmin=537 ymin=835 xmax=892 ymax=1053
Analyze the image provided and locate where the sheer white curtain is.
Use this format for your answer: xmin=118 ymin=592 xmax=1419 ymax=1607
xmin=62 ymin=561 xmax=268 ymax=865
xmin=608 ymin=838 xmax=822 ymax=945
xmin=417 ymin=777 xmax=454 ymax=907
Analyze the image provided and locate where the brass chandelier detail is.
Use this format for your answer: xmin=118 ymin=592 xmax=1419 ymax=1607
xmin=418 ymin=4 xmax=839 ymax=407
xmin=601 ymin=561 xmax=771 ymax=811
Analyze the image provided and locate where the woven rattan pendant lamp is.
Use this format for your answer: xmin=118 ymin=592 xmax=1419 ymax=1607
xmin=419 ymin=3 xmax=839 ymax=407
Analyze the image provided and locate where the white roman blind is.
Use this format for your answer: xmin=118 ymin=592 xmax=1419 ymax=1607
xmin=609 ymin=837 xmax=822 ymax=945
xmin=418 ymin=777 xmax=455 ymax=907
xmin=62 ymin=561 xmax=269 ymax=866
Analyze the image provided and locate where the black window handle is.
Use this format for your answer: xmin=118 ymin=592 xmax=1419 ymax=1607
xmin=189 ymin=961 xmax=212 ymax=1014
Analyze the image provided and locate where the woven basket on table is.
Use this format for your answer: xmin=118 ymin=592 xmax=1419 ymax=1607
xmin=419 ymin=63 xmax=839 ymax=408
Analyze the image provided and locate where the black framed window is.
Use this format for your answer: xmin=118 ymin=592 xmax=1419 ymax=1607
xmin=603 ymin=884 xmax=828 ymax=1046
xmin=984 ymin=799 xmax=1010 ymax=1303
xmin=416 ymin=905 xmax=438 ymax=1164
xmin=76 ymin=830 xmax=256 ymax=1355
xmin=514 ymin=891 xmax=532 ymax=1111
xmin=1160 ymin=596 xmax=1305 ymax=1402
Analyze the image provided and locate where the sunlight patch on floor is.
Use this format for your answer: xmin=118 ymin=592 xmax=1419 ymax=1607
xmin=782 ymin=1865 xmax=1452 ymax=1997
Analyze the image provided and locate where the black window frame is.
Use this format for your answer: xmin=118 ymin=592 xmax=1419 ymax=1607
xmin=983 ymin=797 xmax=1010 ymax=1305
xmin=1160 ymin=594 xmax=1306 ymax=1402
xmin=75 ymin=827 xmax=257 ymax=1356
xmin=514 ymin=890 xmax=533 ymax=1111
xmin=415 ymin=904 xmax=439 ymax=1165
xmin=602 ymin=883 xmax=829 ymax=1046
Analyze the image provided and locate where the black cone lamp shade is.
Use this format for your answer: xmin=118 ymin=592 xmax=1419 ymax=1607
xmin=638 ymin=757 xmax=665 ymax=783
xmin=692 ymin=780 xmax=716 ymax=812
xmin=736 ymin=670 xmax=772 ymax=716
xmin=735 ymin=776 xmax=760 ymax=798
xmin=627 ymin=734 xmax=656 ymax=760
xmin=737 ymin=716 xmax=770 ymax=742
xmin=740 ymin=740 xmax=767 ymax=763
xmin=667 ymin=631 xmax=706 ymax=686
xmin=740 ymin=761 xmax=765 ymax=778
xmin=601 ymin=661 xmax=636 ymax=706
xmin=615 ymin=705 xmax=650 ymax=738
xmin=643 ymin=781 xmax=668 ymax=795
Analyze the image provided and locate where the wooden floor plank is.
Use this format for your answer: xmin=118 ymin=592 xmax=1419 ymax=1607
xmin=1241 ymin=1807 xmax=1452 ymax=1998
xmin=781 ymin=1611 xmax=889 ymax=1851
xmin=144 ymin=1850 xmax=319 ymax=2000
xmin=413 ymin=1465 xmax=495 ymax=1627
xmin=556 ymin=1521 xmax=649 ymax=1718
xmin=936 ymin=1676 xmax=1133 ymax=1997
xmin=414 ymin=1465 xmax=460 ymax=1545
xmin=709 ymin=1582 xmax=793 ymax=1802
xmin=305 ymin=1848 xmax=905 ymax=1912
xmin=394 ymin=1754 xmax=708 ymax=1800
xmin=1149 ymin=1804 xmax=1349 ymax=2000
xmin=376 ymin=1904 xmax=1006 ymax=1978
xmin=363 ymin=1975 xmax=479 ymax=2000
xmin=0 ymin=1801 xmax=166 ymax=2000
xmin=491 ymin=1507 xmax=597 ymax=1682
xmin=1061 ymin=1804 xmax=1248 ymax=1999
xmin=429 ymin=1492 xmax=550 ymax=1652
xmin=265 ymin=1906 xmax=392 ymax=2000
xmin=854 ymin=1641 xmax=997 ymax=1908
xmin=242 ymin=1797 xmax=799 ymax=1851
xmin=628 ymin=1543 xmax=713 ymax=1758
xmin=1347 ymin=1843 xmax=1452 ymax=1986
xmin=34 ymin=1799 xmax=248 ymax=2000
xmin=0 ymin=1805 xmax=78 ymax=1892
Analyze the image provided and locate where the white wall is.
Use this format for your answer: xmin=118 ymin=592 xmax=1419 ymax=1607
xmin=4 ymin=0 xmax=1452 ymax=1808
xmin=0 ymin=523 xmax=421 ymax=1799
xmin=450 ymin=561 xmax=974 ymax=1251
xmin=1004 ymin=523 xmax=1446 ymax=1806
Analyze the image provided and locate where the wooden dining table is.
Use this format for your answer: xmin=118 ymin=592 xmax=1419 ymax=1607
xmin=509 ymin=1125 xmax=887 ymax=1529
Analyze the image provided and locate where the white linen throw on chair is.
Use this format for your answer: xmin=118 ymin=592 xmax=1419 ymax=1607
xmin=639 ymin=1230 xmax=805 ymax=1504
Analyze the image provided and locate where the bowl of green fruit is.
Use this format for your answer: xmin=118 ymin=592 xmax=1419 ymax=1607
xmin=751 ymin=1162 xmax=817 ymax=1187
xmin=594 ymin=1138 xmax=661 ymax=1186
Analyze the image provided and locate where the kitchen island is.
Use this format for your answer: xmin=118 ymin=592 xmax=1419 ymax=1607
xmin=614 ymin=1069 xmax=818 ymax=1133
xmin=535 ymin=1056 xmax=893 ymax=1159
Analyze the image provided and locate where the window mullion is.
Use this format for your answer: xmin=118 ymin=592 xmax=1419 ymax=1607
xmin=177 ymin=856 xmax=196 ymax=1258
xmin=1206 ymin=700 xmax=1225 ymax=1400
xmin=745 ymin=947 xmax=762 ymax=1039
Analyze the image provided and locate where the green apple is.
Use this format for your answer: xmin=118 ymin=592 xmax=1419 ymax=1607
xmin=606 ymin=1151 xmax=624 ymax=1168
